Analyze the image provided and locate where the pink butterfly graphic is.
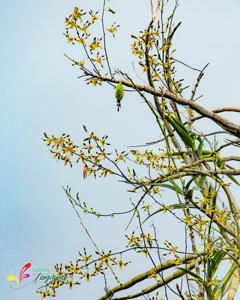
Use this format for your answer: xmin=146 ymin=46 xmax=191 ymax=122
xmin=7 ymin=262 xmax=32 ymax=284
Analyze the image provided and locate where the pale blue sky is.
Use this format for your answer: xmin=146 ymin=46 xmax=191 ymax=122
xmin=1 ymin=1 xmax=240 ymax=299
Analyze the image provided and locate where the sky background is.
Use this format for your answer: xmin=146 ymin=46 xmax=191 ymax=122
xmin=1 ymin=0 xmax=240 ymax=299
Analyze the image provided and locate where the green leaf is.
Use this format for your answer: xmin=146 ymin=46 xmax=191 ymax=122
xmin=197 ymin=138 xmax=204 ymax=156
xmin=169 ymin=203 xmax=196 ymax=210
xmin=143 ymin=203 xmax=197 ymax=223
xmin=198 ymin=175 xmax=206 ymax=189
xmin=168 ymin=118 xmax=196 ymax=150
xmin=207 ymin=250 xmax=226 ymax=280
xmin=185 ymin=175 xmax=199 ymax=191
xmin=168 ymin=117 xmax=196 ymax=150
xmin=212 ymin=263 xmax=237 ymax=298
xmin=202 ymin=150 xmax=212 ymax=155
xmin=158 ymin=182 xmax=184 ymax=196
xmin=227 ymin=174 xmax=240 ymax=186
xmin=177 ymin=267 xmax=203 ymax=282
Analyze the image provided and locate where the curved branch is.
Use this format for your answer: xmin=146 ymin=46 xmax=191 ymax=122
xmin=111 ymin=261 xmax=197 ymax=300
xmin=98 ymin=254 xmax=200 ymax=300
xmin=81 ymin=71 xmax=240 ymax=138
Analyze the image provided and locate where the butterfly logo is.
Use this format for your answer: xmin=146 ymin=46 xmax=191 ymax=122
xmin=7 ymin=263 xmax=32 ymax=285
